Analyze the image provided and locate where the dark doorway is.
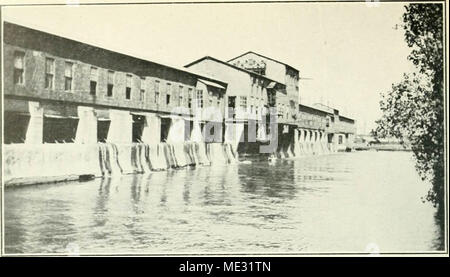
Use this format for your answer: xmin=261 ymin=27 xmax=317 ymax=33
xmin=184 ymin=120 xmax=194 ymax=141
xmin=328 ymin=133 xmax=334 ymax=143
xmin=132 ymin=115 xmax=146 ymax=143
xmin=43 ymin=117 xmax=78 ymax=143
xmin=160 ymin=117 xmax=171 ymax=142
xmin=97 ymin=120 xmax=111 ymax=142
xmin=3 ymin=112 xmax=30 ymax=144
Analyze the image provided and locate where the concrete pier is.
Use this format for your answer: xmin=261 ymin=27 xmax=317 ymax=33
xmin=76 ymin=106 xmax=97 ymax=144
xmin=108 ymin=110 xmax=133 ymax=144
xmin=25 ymin=102 xmax=44 ymax=144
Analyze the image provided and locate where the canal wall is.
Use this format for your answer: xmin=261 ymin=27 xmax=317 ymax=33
xmin=4 ymin=128 xmax=341 ymax=187
xmin=4 ymin=143 xmax=102 ymax=186
xmin=4 ymin=141 xmax=238 ymax=187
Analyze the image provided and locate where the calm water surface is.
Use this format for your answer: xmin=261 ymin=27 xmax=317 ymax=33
xmin=4 ymin=151 xmax=442 ymax=254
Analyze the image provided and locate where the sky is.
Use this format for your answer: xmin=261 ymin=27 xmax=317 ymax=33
xmin=2 ymin=1 xmax=416 ymax=134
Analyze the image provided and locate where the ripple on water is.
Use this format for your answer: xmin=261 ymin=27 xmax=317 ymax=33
xmin=4 ymin=151 xmax=442 ymax=254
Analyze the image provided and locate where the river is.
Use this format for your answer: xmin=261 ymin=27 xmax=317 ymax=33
xmin=4 ymin=151 xmax=443 ymax=254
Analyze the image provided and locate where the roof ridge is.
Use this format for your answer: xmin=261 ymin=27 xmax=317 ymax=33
xmin=4 ymin=21 xmax=227 ymax=86
xmin=227 ymin=51 xmax=299 ymax=72
xmin=185 ymin=56 xmax=286 ymax=86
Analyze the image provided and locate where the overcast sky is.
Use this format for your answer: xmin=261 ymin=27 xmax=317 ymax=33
xmin=3 ymin=1 xmax=415 ymax=134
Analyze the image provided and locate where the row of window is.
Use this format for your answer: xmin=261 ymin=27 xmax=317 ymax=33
xmin=251 ymin=81 xmax=266 ymax=99
xmin=14 ymin=52 xmax=293 ymax=117
xmin=232 ymin=96 xmax=267 ymax=117
xmin=44 ymin=57 xmax=74 ymax=91
xmin=13 ymin=51 xmax=221 ymax=109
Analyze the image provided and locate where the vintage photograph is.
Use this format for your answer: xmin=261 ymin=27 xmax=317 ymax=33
xmin=1 ymin=0 xmax=447 ymax=256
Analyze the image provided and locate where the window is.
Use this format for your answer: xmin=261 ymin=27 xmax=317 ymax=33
xmin=240 ymin=96 xmax=247 ymax=108
xmin=188 ymin=88 xmax=193 ymax=109
xmin=196 ymin=89 xmax=203 ymax=108
xmin=208 ymin=92 xmax=213 ymax=107
xmin=13 ymin=51 xmax=25 ymax=85
xmin=64 ymin=61 xmax=73 ymax=91
xmin=126 ymin=88 xmax=131 ymax=100
xmin=107 ymin=70 xmax=114 ymax=97
xmin=268 ymin=91 xmax=276 ymax=107
xmin=179 ymin=86 xmax=183 ymax=106
xmin=90 ymin=67 xmax=98 ymax=95
xmin=44 ymin=57 xmax=54 ymax=89
xmin=154 ymin=80 xmax=160 ymax=104
xmin=166 ymin=83 xmax=171 ymax=105
xmin=90 ymin=81 xmax=97 ymax=95
xmin=126 ymin=74 xmax=132 ymax=100
xmin=140 ymin=77 xmax=146 ymax=101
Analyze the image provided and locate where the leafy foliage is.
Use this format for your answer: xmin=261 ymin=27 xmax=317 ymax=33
xmin=376 ymin=4 xmax=444 ymax=208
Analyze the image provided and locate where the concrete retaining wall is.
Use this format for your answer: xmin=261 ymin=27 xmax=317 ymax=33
xmin=4 ymin=140 xmax=240 ymax=187
xmin=4 ymin=143 xmax=102 ymax=186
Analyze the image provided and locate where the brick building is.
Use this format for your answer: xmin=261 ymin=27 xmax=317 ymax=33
xmin=3 ymin=21 xmax=356 ymax=159
xmin=3 ymin=21 xmax=227 ymax=145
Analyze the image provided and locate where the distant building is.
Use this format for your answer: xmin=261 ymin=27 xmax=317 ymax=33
xmin=185 ymin=56 xmax=288 ymax=151
xmin=186 ymin=52 xmax=356 ymax=153
xmin=227 ymin=51 xmax=300 ymax=125
xmin=312 ymin=103 xmax=357 ymax=149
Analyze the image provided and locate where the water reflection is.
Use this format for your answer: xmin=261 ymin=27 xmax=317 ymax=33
xmin=4 ymin=151 xmax=443 ymax=254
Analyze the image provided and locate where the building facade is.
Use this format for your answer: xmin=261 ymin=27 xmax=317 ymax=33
xmin=3 ymin=21 xmax=357 ymax=186
xmin=312 ymin=103 xmax=357 ymax=150
xmin=3 ymin=22 xmax=227 ymax=146
xmin=227 ymin=51 xmax=300 ymax=125
xmin=185 ymin=56 xmax=286 ymax=152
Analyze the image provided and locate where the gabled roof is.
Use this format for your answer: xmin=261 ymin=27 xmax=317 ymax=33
xmin=299 ymin=104 xmax=331 ymax=116
xmin=198 ymin=79 xmax=226 ymax=90
xmin=185 ymin=56 xmax=286 ymax=88
xmin=227 ymin=51 xmax=299 ymax=72
xmin=313 ymin=103 xmax=337 ymax=114
xmin=339 ymin=115 xmax=356 ymax=123
xmin=4 ymin=21 xmax=227 ymax=88
xmin=313 ymin=103 xmax=355 ymax=121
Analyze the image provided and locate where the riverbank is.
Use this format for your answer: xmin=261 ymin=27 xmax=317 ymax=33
xmin=354 ymin=143 xmax=412 ymax=152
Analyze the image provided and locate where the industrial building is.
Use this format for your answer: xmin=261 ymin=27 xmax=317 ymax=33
xmin=2 ymin=21 xmax=356 ymax=186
